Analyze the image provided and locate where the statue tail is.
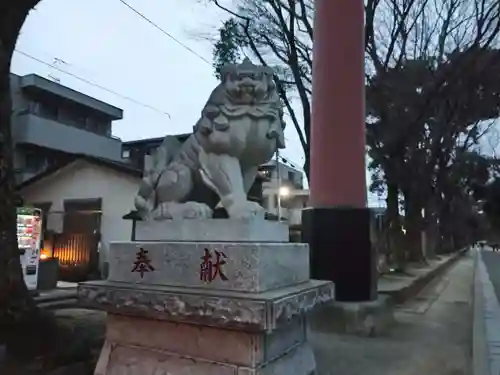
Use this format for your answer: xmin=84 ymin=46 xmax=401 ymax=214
xmin=134 ymin=136 xmax=183 ymax=216
xmin=134 ymin=176 xmax=156 ymax=217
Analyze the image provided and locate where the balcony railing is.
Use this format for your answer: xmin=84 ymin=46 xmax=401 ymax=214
xmin=14 ymin=114 xmax=123 ymax=161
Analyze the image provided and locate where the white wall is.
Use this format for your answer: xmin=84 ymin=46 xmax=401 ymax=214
xmin=20 ymin=160 xmax=140 ymax=266
xmin=262 ymin=160 xmax=304 ymax=189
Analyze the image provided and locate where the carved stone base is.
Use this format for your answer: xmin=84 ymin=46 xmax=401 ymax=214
xmin=78 ymin=280 xmax=332 ymax=375
xmin=309 ymin=295 xmax=394 ymax=337
xmin=78 ymin=280 xmax=334 ymax=331
xmin=79 ymin=219 xmax=333 ymax=375
xmin=95 ymin=315 xmax=316 ymax=375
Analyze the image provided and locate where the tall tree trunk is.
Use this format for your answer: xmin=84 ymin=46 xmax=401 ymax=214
xmin=403 ymin=190 xmax=425 ymax=263
xmin=424 ymin=200 xmax=438 ymax=259
xmin=438 ymin=190 xmax=460 ymax=254
xmin=0 ymin=2 xmax=41 ymax=343
xmin=385 ymin=177 xmax=406 ymax=271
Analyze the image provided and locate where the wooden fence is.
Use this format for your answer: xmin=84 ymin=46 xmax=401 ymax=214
xmin=44 ymin=232 xmax=100 ymax=282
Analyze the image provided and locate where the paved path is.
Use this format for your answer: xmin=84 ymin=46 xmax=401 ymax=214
xmin=311 ymin=253 xmax=473 ymax=375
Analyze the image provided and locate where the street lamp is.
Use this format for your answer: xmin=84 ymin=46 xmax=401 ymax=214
xmin=276 ymin=186 xmax=291 ymax=221
xmin=279 ymin=186 xmax=290 ymax=197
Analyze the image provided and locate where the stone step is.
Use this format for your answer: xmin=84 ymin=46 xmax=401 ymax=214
xmin=34 ymin=289 xmax=77 ymax=303
xmin=37 ymin=298 xmax=79 ymax=310
xmin=134 ymin=218 xmax=289 ymax=242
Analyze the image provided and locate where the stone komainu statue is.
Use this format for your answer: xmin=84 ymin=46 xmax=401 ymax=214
xmin=134 ymin=58 xmax=286 ymax=220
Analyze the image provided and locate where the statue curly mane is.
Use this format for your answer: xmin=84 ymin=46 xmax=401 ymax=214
xmin=194 ymin=64 xmax=284 ymax=143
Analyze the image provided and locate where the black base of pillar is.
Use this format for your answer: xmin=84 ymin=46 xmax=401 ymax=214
xmin=302 ymin=207 xmax=377 ymax=302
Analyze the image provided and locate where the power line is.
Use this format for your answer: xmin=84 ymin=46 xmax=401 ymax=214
xmin=117 ymin=0 xmax=305 ymax=170
xmin=30 ymin=1 xmax=304 ymax=165
xmin=14 ymin=49 xmax=172 ymax=119
xmin=117 ymin=0 xmax=212 ymax=65
xmin=17 ymin=50 xmax=306 ymax=170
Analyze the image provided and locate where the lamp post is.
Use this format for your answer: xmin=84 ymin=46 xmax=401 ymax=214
xmin=276 ymin=146 xmax=282 ymax=221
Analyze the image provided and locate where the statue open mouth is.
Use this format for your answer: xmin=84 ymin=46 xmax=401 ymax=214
xmin=240 ymin=84 xmax=255 ymax=93
xmin=235 ymin=85 xmax=257 ymax=102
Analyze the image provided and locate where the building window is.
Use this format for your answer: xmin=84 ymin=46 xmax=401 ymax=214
xmin=58 ymin=105 xmax=76 ymax=127
xmin=287 ymin=171 xmax=295 ymax=182
xmin=28 ymin=100 xmax=41 ymax=115
xmin=83 ymin=115 xmax=111 ymax=136
xmin=58 ymin=102 xmax=87 ymax=129
xmin=38 ymin=100 xmax=59 ymax=120
xmin=24 ymin=150 xmax=46 ymax=173
xmin=122 ymin=149 xmax=130 ymax=159
xmin=103 ymin=123 xmax=112 ymax=137
xmin=96 ymin=119 xmax=111 ymax=136
xmin=85 ymin=116 xmax=99 ymax=133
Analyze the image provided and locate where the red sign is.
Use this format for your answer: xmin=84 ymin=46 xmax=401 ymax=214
xmin=200 ymin=248 xmax=228 ymax=283
xmin=131 ymin=247 xmax=155 ymax=278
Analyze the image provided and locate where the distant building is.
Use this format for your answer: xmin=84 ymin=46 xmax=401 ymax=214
xmin=121 ymin=134 xmax=190 ymax=171
xmin=18 ymin=153 xmax=142 ymax=280
xmin=259 ymin=159 xmax=304 ymax=190
xmin=10 ymin=73 xmax=124 ymax=183
xmin=257 ymin=159 xmax=305 ymax=223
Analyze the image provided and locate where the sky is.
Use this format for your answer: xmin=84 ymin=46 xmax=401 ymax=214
xmin=12 ymin=0 xmax=393 ymax=208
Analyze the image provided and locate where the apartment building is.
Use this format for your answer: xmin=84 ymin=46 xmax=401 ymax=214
xmin=10 ymin=73 xmax=124 ymax=183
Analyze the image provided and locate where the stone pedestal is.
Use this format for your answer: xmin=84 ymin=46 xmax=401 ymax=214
xmin=309 ymin=295 xmax=394 ymax=337
xmin=134 ymin=219 xmax=289 ymax=242
xmin=78 ymin=219 xmax=334 ymax=375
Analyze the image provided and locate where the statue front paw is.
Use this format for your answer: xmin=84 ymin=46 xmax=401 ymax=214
xmin=227 ymin=200 xmax=265 ymax=220
xmin=181 ymin=202 xmax=213 ymax=219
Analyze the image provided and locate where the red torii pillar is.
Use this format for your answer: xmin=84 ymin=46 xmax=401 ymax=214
xmin=302 ymin=0 xmax=376 ymax=302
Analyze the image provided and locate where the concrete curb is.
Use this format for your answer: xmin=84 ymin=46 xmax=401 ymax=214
xmin=473 ymin=249 xmax=490 ymax=375
xmin=380 ymin=249 xmax=467 ymax=304
xmin=38 ymin=298 xmax=79 ymax=310
xmin=472 ymin=249 xmax=500 ymax=375
xmin=34 ymin=288 xmax=78 ymax=310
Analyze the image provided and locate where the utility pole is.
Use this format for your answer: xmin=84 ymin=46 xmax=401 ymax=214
xmin=276 ymin=144 xmax=282 ymax=221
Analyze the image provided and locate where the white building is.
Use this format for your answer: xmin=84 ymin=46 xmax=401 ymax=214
xmin=18 ymin=154 xmax=141 ymax=277
xmin=259 ymin=159 xmax=306 ymax=225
